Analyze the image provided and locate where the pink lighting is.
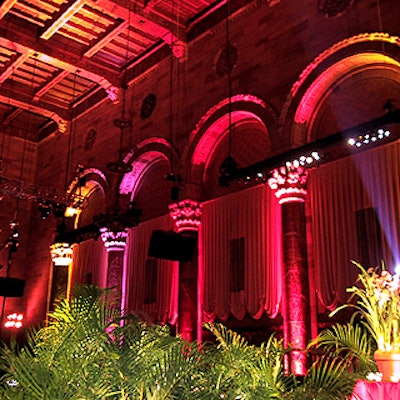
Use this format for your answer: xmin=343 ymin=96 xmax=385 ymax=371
xmin=100 ymin=228 xmax=128 ymax=252
xmin=268 ymin=166 xmax=308 ymax=204
xmin=4 ymin=313 xmax=23 ymax=329
xmin=169 ymin=200 xmax=202 ymax=232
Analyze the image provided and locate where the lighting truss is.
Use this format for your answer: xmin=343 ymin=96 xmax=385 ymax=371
xmin=220 ymin=109 xmax=400 ymax=186
xmin=0 ymin=175 xmax=85 ymax=210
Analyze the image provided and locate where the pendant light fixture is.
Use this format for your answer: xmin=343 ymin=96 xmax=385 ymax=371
xmin=165 ymin=0 xmax=184 ymax=202
xmin=93 ymin=8 xmax=141 ymax=238
xmin=219 ymin=0 xmax=238 ymax=187
xmin=50 ymin=71 xmax=81 ymax=267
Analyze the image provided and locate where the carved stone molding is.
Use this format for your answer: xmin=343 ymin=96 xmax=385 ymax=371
xmin=169 ymin=199 xmax=202 ymax=232
xmin=268 ymin=166 xmax=308 ymax=204
xmin=100 ymin=228 xmax=128 ymax=252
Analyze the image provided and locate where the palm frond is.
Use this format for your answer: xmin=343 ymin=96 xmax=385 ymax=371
xmin=309 ymin=320 xmax=376 ymax=374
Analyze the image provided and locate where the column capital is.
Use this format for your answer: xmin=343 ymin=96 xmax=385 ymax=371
xmin=50 ymin=242 xmax=74 ymax=266
xmin=100 ymin=228 xmax=127 ymax=252
xmin=268 ymin=166 xmax=309 ymax=204
xmin=169 ymin=199 xmax=202 ymax=232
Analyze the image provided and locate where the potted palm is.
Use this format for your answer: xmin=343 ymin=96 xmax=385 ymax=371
xmin=332 ymin=261 xmax=400 ymax=380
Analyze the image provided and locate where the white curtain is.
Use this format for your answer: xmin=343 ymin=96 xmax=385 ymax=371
xmin=201 ymin=184 xmax=282 ymax=321
xmin=125 ymin=215 xmax=179 ymax=325
xmin=309 ymin=140 xmax=400 ymax=310
xmin=71 ymin=239 xmax=108 ymax=288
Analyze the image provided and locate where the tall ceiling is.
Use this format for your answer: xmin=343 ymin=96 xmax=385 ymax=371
xmin=0 ymin=0 xmax=235 ymax=142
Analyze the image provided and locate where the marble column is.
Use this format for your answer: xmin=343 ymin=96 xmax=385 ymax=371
xmin=268 ymin=165 xmax=311 ymax=375
xmin=100 ymin=228 xmax=128 ymax=310
xmin=169 ymin=199 xmax=202 ymax=342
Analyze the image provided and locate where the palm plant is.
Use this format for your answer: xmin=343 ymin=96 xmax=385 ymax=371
xmin=0 ymin=285 xmax=206 ymax=399
xmin=298 ymin=318 xmax=377 ymax=400
xmin=202 ymin=322 xmax=292 ymax=399
xmin=0 ymin=283 xmax=377 ymax=400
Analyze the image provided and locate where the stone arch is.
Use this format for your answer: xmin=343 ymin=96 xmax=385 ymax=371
xmin=281 ymin=33 xmax=400 ymax=146
xmin=120 ymin=137 xmax=179 ymax=219
xmin=66 ymin=168 xmax=109 ymax=229
xmin=183 ymin=94 xmax=278 ymax=199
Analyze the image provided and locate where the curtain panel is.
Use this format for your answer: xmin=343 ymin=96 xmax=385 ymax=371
xmin=125 ymin=215 xmax=179 ymax=325
xmin=201 ymin=184 xmax=282 ymax=322
xmin=71 ymin=239 xmax=108 ymax=289
xmin=309 ymin=141 xmax=400 ymax=310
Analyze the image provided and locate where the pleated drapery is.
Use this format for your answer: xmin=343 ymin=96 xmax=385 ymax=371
xmin=125 ymin=215 xmax=179 ymax=325
xmin=201 ymin=184 xmax=282 ymax=322
xmin=71 ymin=239 xmax=108 ymax=289
xmin=309 ymin=141 xmax=400 ymax=310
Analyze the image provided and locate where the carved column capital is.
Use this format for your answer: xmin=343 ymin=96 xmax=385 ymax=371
xmin=268 ymin=166 xmax=309 ymax=204
xmin=169 ymin=199 xmax=202 ymax=232
xmin=100 ymin=228 xmax=128 ymax=252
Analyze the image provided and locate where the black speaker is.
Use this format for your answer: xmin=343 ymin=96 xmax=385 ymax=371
xmin=0 ymin=277 xmax=26 ymax=297
xmin=148 ymin=230 xmax=196 ymax=262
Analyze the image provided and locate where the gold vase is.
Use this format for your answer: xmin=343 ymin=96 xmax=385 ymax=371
xmin=374 ymin=350 xmax=400 ymax=381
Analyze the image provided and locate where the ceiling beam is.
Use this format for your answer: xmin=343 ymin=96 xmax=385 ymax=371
xmin=0 ymin=50 xmax=33 ymax=84
xmin=0 ymin=15 xmax=121 ymax=88
xmin=83 ymin=18 xmax=129 ymax=57
xmin=33 ymin=70 xmax=71 ymax=102
xmin=2 ymin=108 xmax=23 ymax=125
xmin=40 ymin=0 xmax=87 ymax=40
xmin=0 ymin=92 xmax=68 ymax=133
xmin=0 ymin=0 xmax=17 ymax=21
xmin=92 ymin=0 xmax=185 ymax=44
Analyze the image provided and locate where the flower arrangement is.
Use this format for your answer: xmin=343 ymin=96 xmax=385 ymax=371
xmin=333 ymin=261 xmax=400 ymax=353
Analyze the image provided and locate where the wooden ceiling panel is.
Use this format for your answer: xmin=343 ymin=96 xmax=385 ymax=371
xmin=0 ymin=0 xmax=227 ymax=141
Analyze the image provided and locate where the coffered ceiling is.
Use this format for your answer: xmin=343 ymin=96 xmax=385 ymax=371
xmin=0 ymin=0 xmax=231 ymax=141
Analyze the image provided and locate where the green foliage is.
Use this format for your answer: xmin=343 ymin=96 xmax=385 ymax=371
xmin=0 ymin=285 xmax=204 ymax=399
xmin=309 ymin=319 xmax=376 ymax=374
xmin=0 ymin=284 xmax=379 ymax=399
xmin=332 ymin=261 xmax=400 ymax=352
xmin=283 ymin=356 xmax=356 ymax=400
xmin=202 ymin=323 xmax=291 ymax=399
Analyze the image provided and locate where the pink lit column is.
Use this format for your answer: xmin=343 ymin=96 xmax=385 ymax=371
xmin=268 ymin=166 xmax=311 ymax=375
xmin=100 ymin=228 xmax=128 ymax=311
xmin=169 ymin=199 xmax=202 ymax=343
